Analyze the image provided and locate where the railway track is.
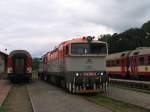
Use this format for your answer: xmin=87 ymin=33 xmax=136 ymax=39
xmin=0 ymin=81 xmax=34 ymax=112
xmin=109 ymin=78 xmax=150 ymax=91
xmin=1 ymin=78 xmax=150 ymax=112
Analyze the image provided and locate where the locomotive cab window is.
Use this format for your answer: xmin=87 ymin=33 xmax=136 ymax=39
xmin=139 ymin=57 xmax=145 ymax=65
xmin=90 ymin=43 xmax=107 ymax=54
xmin=65 ymin=45 xmax=69 ymax=55
xmin=71 ymin=43 xmax=107 ymax=55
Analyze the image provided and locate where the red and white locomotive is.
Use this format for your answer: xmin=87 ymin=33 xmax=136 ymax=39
xmin=7 ymin=50 xmax=32 ymax=82
xmin=38 ymin=36 xmax=108 ymax=93
xmin=106 ymin=47 xmax=150 ymax=80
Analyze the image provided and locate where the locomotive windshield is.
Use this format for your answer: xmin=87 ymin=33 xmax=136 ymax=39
xmin=71 ymin=43 xmax=107 ymax=55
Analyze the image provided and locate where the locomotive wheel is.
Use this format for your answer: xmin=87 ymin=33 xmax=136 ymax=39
xmin=105 ymin=82 xmax=108 ymax=92
xmin=69 ymin=82 xmax=72 ymax=93
xmin=103 ymin=82 xmax=108 ymax=92
xmin=44 ymin=75 xmax=47 ymax=81
xmin=72 ymin=83 xmax=75 ymax=93
xmin=66 ymin=82 xmax=68 ymax=90
xmin=40 ymin=75 xmax=44 ymax=80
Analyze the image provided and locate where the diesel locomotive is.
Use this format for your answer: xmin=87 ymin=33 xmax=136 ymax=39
xmin=38 ymin=36 xmax=109 ymax=93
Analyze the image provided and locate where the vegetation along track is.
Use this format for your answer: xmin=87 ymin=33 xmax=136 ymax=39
xmin=0 ymin=84 xmax=33 ymax=112
xmin=109 ymin=78 xmax=150 ymax=92
xmin=85 ymin=93 xmax=150 ymax=112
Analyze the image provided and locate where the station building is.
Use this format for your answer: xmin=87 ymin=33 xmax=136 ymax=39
xmin=0 ymin=51 xmax=8 ymax=73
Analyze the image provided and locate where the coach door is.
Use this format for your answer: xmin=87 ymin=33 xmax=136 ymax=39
xmin=14 ymin=57 xmax=26 ymax=74
xmin=121 ymin=58 xmax=126 ymax=76
xmin=131 ymin=56 xmax=138 ymax=75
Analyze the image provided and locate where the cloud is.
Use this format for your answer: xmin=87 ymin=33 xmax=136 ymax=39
xmin=0 ymin=0 xmax=150 ymax=57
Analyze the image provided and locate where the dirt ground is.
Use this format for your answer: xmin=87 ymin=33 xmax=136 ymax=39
xmin=28 ymin=79 xmax=112 ymax=112
xmin=0 ymin=80 xmax=11 ymax=107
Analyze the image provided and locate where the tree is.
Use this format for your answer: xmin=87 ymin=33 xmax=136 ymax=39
xmin=99 ymin=20 xmax=150 ymax=53
xmin=142 ymin=20 xmax=150 ymax=33
xmin=32 ymin=58 xmax=41 ymax=70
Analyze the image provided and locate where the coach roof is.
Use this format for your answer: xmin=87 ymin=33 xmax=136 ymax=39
xmin=106 ymin=51 xmax=130 ymax=60
xmin=129 ymin=47 xmax=150 ymax=56
xmin=9 ymin=50 xmax=31 ymax=57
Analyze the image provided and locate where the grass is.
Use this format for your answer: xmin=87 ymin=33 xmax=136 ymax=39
xmin=85 ymin=93 xmax=150 ymax=112
xmin=0 ymin=107 xmax=6 ymax=112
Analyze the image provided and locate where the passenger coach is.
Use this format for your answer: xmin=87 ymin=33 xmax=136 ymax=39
xmin=106 ymin=47 xmax=150 ymax=80
xmin=7 ymin=50 xmax=32 ymax=82
xmin=106 ymin=51 xmax=130 ymax=78
xmin=38 ymin=36 xmax=109 ymax=93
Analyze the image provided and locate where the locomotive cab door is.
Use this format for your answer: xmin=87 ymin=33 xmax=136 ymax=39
xmin=13 ymin=56 xmax=27 ymax=74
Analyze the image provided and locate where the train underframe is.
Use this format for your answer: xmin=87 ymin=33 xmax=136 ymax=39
xmin=38 ymin=71 xmax=109 ymax=93
xmin=8 ymin=73 xmax=32 ymax=82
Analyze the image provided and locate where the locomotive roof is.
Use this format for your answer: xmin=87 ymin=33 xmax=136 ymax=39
xmin=106 ymin=51 xmax=130 ymax=60
xmin=60 ymin=37 xmax=106 ymax=45
xmin=129 ymin=47 xmax=150 ymax=56
xmin=9 ymin=50 xmax=32 ymax=57
xmin=42 ymin=37 xmax=107 ymax=57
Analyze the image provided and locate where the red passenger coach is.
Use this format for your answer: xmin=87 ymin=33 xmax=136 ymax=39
xmin=7 ymin=50 xmax=32 ymax=82
xmin=106 ymin=51 xmax=130 ymax=78
xmin=128 ymin=48 xmax=150 ymax=79
xmin=106 ymin=47 xmax=150 ymax=80
xmin=38 ymin=36 xmax=109 ymax=93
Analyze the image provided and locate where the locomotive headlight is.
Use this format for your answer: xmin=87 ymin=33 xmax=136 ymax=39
xmin=76 ymin=73 xmax=79 ymax=76
xmin=27 ymin=67 xmax=32 ymax=73
xmin=100 ymin=72 xmax=104 ymax=76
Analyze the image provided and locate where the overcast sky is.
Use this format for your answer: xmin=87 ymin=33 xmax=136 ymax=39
xmin=0 ymin=0 xmax=150 ymax=57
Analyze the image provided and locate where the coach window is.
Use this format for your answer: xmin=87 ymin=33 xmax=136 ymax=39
xmin=133 ymin=52 xmax=139 ymax=55
xmin=111 ymin=60 xmax=113 ymax=66
xmin=148 ymin=56 xmax=150 ymax=65
xmin=115 ymin=60 xmax=117 ymax=66
xmin=116 ymin=60 xmax=120 ymax=66
xmin=111 ymin=60 xmax=115 ymax=66
xmin=121 ymin=53 xmax=125 ymax=57
xmin=139 ymin=57 xmax=144 ymax=65
xmin=106 ymin=61 xmax=110 ymax=67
